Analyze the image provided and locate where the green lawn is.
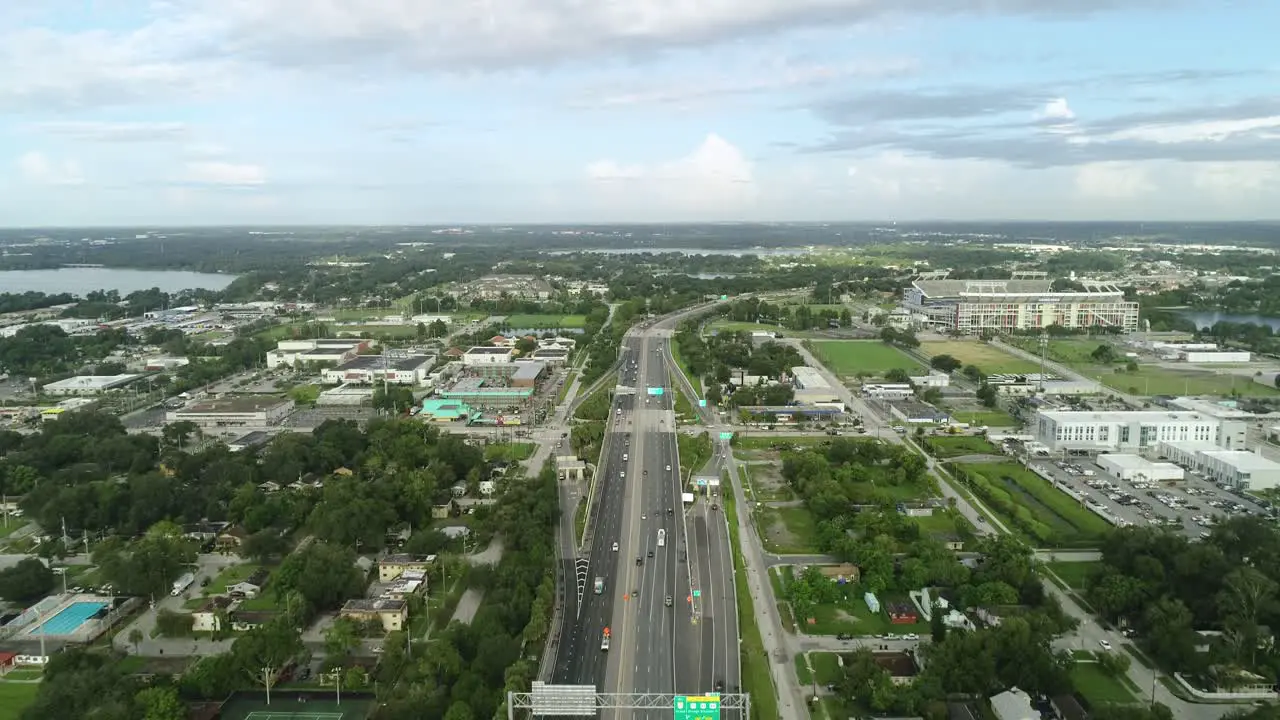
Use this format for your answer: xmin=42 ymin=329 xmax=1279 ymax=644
xmin=920 ymin=341 xmax=1040 ymax=374
xmin=756 ymin=505 xmax=821 ymax=554
xmin=794 ymin=654 xmax=814 ymax=686
xmin=333 ymin=324 xmax=421 ymax=338
xmin=725 ymin=474 xmax=780 ymax=720
xmin=0 ymin=681 xmax=40 ymax=720
xmin=732 ymin=436 xmax=834 ymax=451
xmin=0 ymin=521 xmax=28 ymax=540
xmin=924 ymin=435 xmax=999 ymax=458
xmin=504 ymin=314 xmax=588 ymax=329
xmin=201 ymin=564 xmax=262 ymax=597
xmin=955 ymin=463 xmax=1112 ymax=547
xmin=484 ymin=442 xmax=536 ymax=462
xmin=946 ymin=408 xmax=1019 ymax=427
xmin=810 ymin=652 xmax=844 ymax=686
xmin=1045 ymin=561 xmax=1101 ymax=591
xmin=1071 ymin=662 xmax=1138 ymax=705
xmin=803 ymin=598 xmax=924 ymax=636
xmin=807 ymin=340 xmax=923 ymax=376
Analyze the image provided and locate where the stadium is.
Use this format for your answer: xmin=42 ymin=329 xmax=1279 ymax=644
xmin=903 ymin=278 xmax=1139 ymax=335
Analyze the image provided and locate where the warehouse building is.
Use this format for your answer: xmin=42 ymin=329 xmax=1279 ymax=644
xmin=321 ymin=354 xmax=436 ymax=386
xmin=510 ymin=362 xmax=547 ymax=388
xmin=1034 ymin=410 xmax=1247 ymax=454
xmin=862 ymin=383 xmax=915 ymax=400
xmin=420 ymin=399 xmax=479 ymax=422
xmin=41 ymin=374 xmax=144 ymax=396
xmin=316 ymin=385 xmax=374 ymax=406
xmin=462 ymin=346 xmax=516 ymax=365
xmin=1157 ymin=443 xmax=1280 ymax=491
xmin=903 ymin=278 xmax=1139 ymax=335
xmin=791 ymin=366 xmax=841 ymax=405
xmin=166 ymin=396 xmax=294 ymax=428
xmin=265 ymin=339 xmax=373 ymax=369
xmin=1096 ymin=453 xmax=1185 ymax=482
xmin=530 ymin=347 xmax=571 ymax=365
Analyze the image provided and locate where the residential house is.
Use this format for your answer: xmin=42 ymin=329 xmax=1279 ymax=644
xmin=258 ymin=481 xmax=281 ymax=493
xmin=216 ymin=525 xmax=249 ymax=549
xmin=381 ymin=570 xmax=427 ymax=600
xmin=817 ymin=563 xmax=860 ymax=584
xmin=378 ymin=554 xmax=437 ymax=584
xmin=192 ymin=596 xmax=236 ymax=633
xmin=340 ymin=598 xmax=407 ymax=632
xmin=228 ymin=569 xmax=269 ymax=599
xmin=229 ymin=610 xmax=278 ymax=632
xmin=1050 ymin=694 xmax=1089 ymax=720
xmin=887 ymin=602 xmax=919 ymax=624
xmin=182 ymin=521 xmax=229 ymax=543
xmin=989 ymin=687 xmax=1036 ymax=720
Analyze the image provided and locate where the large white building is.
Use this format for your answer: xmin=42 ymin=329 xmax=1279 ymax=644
xmin=265 ymin=339 xmax=374 ymax=369
xmin=1157 ymin=443 xmax=1280 ymax=491
xmin=791 ymin=366 xmax=840 ymax=405
xmin=462 ymin=346 xmax=516 ymax=365
xmin=41 ymin=374 xmax=144 ymax=396
xmin=166 ymin=397 xmax=294 ymax=428
xmin=1034 ymin=410 xmax=1247 ymax=454
xmin=1096 ymin=453 xmax=1185 ymax=482
xmin=903 ymin=278 xmax=1139 ymax=335
xmin=321 ymin=354 xmax=436 ymax=386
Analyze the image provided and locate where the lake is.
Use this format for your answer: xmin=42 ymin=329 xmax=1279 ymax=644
xmin=1177 ymin=310 xmax=1280 ymax=332
xmin=0 ymin=268 xmax=238 ymax=296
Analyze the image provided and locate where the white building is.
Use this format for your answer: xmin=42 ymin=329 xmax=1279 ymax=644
xmin=145 ymin=357 xmax=190 ymax=371
xmin=1157 ymin=443 xmax=1280 ymax=491
xmin=862 ymin=383 xmax=915 ymax=400
xmin=1034 ymin=410 xmax=1246 ymax=454
xmin=1096 ymin=453 xmax=1185 ymax=482
xmin=166 ymin=397 xmax=294 ymax=428
xmin=463 ymin=346 xmax=516 ymax=365
xmin=317 ymin=385 xmax=375 ymax=406
xmin=321 ymin=354 xmax=435 ymax=386
xmin=1181 ymin=351 xmax=1252 ymax=363
xmin=41 ymin=374 xmax=144 ymax=396
xmin=791 ymin=366 xmax=840 ymax=405
xmin=989 ymin=688 xmax=1037 ymax=720
xmin=909 ymin=372 xmax=951 ymax=388
xmin=904 ymin=278 xmax=1139 ymax=335
xmin=265 ymin=339 xmax=373 ymax=369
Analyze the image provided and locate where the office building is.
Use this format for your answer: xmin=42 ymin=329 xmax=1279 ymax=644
xmin=321 ymin=354 xmax=436 ymax=386
xmin=791 ymin=366 xmax=840 ymax=405
xmin=265 ymin=339 xmax=374 ymax=369
xmin=462 ymin=346 xmax=517 ymax=365
xmin=1034 ymin=410 xmax=1246 ymax=454
xmin=904 ymin=278 xmax=1139 ymax=335
xmin=1157 ymin=443 xmax=1280 ymax=491
xmin=166 ymin=396 xmax=294 ymax=428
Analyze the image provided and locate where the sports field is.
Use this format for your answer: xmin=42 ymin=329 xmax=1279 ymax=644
xmin=216 ymin=695 xmax=372 ymax=720
xmin=919 ymin=341 xmax=1040 ymax=374
xmin=505 ymin=314 xmax=587 ymax=328
xmin=806 ymin=341 xmax=921 ymax=376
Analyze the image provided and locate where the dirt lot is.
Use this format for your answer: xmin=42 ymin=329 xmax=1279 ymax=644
xmin=743 ymin=458 xmax=794 ymax=501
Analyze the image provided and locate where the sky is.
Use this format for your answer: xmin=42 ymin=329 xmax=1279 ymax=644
xmin=1 ymin=0 xmax=1278 ymax=226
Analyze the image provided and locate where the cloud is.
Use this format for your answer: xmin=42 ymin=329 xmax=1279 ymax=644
xmin=575 ymin=57 xmax=918 ymax=108
xmin=17 ymin=151 xmax=85 ymax=186
xmin=586 ymin=133 xmax=757 ymax=217
xmin=184 ymin=161 xmax=266 ymax=186
xmin=1037 ymin=98 xmax=1075 ymax=122
xmin=32 ymin=121 xmax=190 ymax=142
xmin=176 ymin=0 xmax=1159 ymax=73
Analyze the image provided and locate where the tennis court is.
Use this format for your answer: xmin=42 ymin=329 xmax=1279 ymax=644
xmin=241 ymin=707 xmax=345 ymax=712
xmin=27 ymin=601 xmax=107 ymax=636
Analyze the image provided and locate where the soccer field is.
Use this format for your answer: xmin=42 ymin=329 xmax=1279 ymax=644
xmin=505 ymin=314 xmax=587 ymax=328
xmin=919 ymin=341 xmax=1040 ymax=374
xmin=244 ymin=713 xmax=344 ymax=720
xmin=806 ymin=341 xmax=922 ymax=376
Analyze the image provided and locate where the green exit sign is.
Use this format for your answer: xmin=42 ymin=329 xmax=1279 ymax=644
xmin=674 ymin=695 xmax=720 ymax=720
xmin=719 ymin=432 xmax=734 ymax=440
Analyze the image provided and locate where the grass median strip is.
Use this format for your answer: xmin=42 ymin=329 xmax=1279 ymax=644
xmin=724 ymin=472 xmax=780 ymax=720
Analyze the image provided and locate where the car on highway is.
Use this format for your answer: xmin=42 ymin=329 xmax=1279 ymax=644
xmin=620 ymin=471 xmax=625 ymax=478
xmin=1099 ymin=639 xmax=1112 ymax=651
xmin=666 ymin=464 xmax=671 ymax=471
xmin=612 ymin=542 xmax=619 ymax=551
xmin=636 ymin=556 xmax=643 ymax=566
xmin=647 ymin=550 xmax=654 ymax=558
xmin=665 ymin=595 xmax=673 ymax=607
xmin=714 ymin=679 xmax=725 ymax=693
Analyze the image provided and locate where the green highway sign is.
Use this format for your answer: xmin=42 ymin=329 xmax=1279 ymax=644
xmin=692 ymin=590 xmax=701 ymax=597
xmin=719 ymin=432 xmax=734 ymax=440
xmin=648 ymin=387 xmax=665 ymax=396
xmin=674 ymin=695 xmax=721 ymax=720
xmin=698 ymin=399 xmax=707 ymax=407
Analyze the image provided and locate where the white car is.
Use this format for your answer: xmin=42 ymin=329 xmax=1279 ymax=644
xmin=620 ymin=471 xmax=626 ymax=478
xmin=1099 ymin=640 xmax=1112 ymax=651
xmin=623 ymin=453 xmax=628 ymax=461
xmin=666 ymin=464 xmax=671 ymax=472
xmin=612 ymin=542 xmax=619 ymax=551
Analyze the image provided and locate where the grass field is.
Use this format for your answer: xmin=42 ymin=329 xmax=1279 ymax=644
xmin=1071 ymin=662 xmax=1138 ymax=705
xmin=0 ymin=681 xmax=39 ymax=720
xmin=924 ymin=435 xmax=999 ymax=458
xmin=504 ymin=313 xmax=587 ymax=329
xmin=955 ymin=462 xmax=1111 ymax=547
xmin=216 ymin=694 xmax=374 ymax=720
xmin=807 ymin=340 xmax=922 ymax=376
xmin=1045 ymin=561 xmax=1101 ymax=591
xmin=0 ymin=521 xmax=28 ymax=540
xmin=919 ymin=341 xmax=1040 ymax=374
xmin=809 ymin=652 xmax=844 ymax=685
xmin=724 ymin=475 xmax=780 ymax=720
xmin=946 ymin=408 xmax=1019 ymax=427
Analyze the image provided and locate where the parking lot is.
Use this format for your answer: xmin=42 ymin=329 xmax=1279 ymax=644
xmin=1033 ymin=458 xmax=1275 ymax=541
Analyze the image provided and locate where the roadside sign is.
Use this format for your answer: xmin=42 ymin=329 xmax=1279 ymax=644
xmin=675 ymin=695 xmax=720 ymax=720
xmin=698 ymin=399 xmax=707 ymax=407
xmin=647 ymin=387 xmax=665 ymax=396
xmin=692 ymin=590 xmax=701 ymax=597
xmin=719 ymin=432 xmax=733 ymax=440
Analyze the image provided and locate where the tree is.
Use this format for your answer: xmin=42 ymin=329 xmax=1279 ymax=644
xmin=136 ymin=686 xmax=186 ymax=720
xmin=962 ymin=364 xmax=983 ymax=382
xmin=975 ymin=383 xmax=998 ymax=408
xmin=931 ymin=602 xmax=947 ymax=643
xmin=128 ymin=628 xmax=144 ymax=654
xmin=1096 ymin=651 xmax=1131 ymax=678
xmin=232 ymin=619 xmax=305 ymax=687
xmin=324 ymin=616 xmax=361 ymax=661
xmin=372 ymin=386 xmax=416 ymax=414
xmin=930 ymin=354 xmax=961 ymax=373
xmin=241 ymin=529 xmax=289 ymax=563
xmin=1091 ymin=344 xmax=1119 ymax=364
xmin=0 ymin=557 xmax=54 ymax=602
xmin=274 ymin=541 xmax=365 ymax=613
xmin=161 ymin=420 xmax=199 ymax=449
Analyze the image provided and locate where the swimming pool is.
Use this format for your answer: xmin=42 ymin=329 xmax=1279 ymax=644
xmin=27 ymin=601 xmax=108 ymax=636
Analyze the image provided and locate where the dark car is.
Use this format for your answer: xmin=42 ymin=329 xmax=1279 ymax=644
xmin=636 ymin=556 xmax=643 ymax=566
xmin=714 ymin=679 xmax=725 ymax=693
xmin=836 ymin=633 xmax=853 ymax=640
xmin=647 ymin=550 xmax=654 ymax=558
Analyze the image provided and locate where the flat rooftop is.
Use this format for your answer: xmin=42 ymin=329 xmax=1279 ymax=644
xmin=337 ymin=354 xmax=434 ymax=371
xmin=1200 ymin=450 xmax=1280 ymax=471
xmin=178 ymin=397 xmax=292 ymax=414
xmin=915 ymin=278 xmax=1053 ymax=297
xmin=465 ymin=346 xmax=515 ymax=355
xmin=512 ymin=362 xmax=546 ymax=380
xmin=43 ymin=374 xmax=142 ymax=390
xmin=1038 ymin=410 xmax=1217 ymax=423
xmin=342 ymin=598 xmax=407 ymax=612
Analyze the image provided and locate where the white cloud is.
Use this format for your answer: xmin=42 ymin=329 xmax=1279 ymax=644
xmin=17 ymin=151 xmax=85 ymax=186
xmin=1037 ymin=97 xmax=1075 ymax=121
xmin=32 ymin=121 xmax=189 ymax=142
xmin=1074 ymin=161 xmax=1155 ymax=199
xmin=1094 ymin=115 xmax=1280 ymax=144
xmin=184 ymin=161 xmax=266 ymax=186
xmin=586 ymin=134 xmax=757 ymax=217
